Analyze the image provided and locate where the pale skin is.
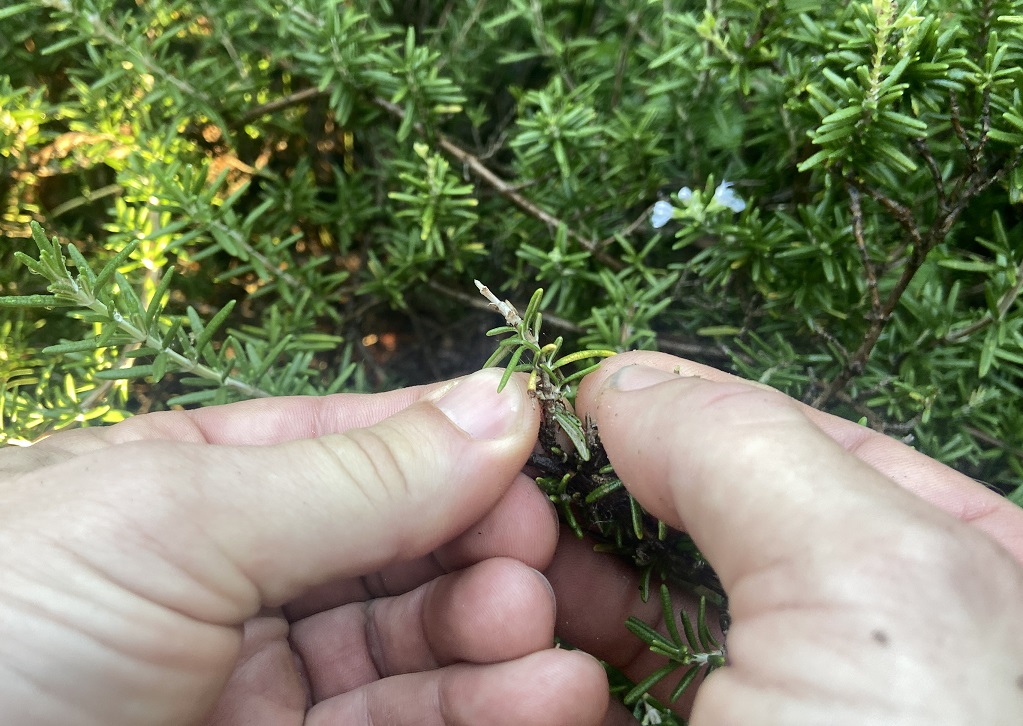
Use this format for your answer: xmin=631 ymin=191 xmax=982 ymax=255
xmin=0 ymin=351 xmax=1021 ymax=724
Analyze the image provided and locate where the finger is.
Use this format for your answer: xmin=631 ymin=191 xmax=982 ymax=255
xmin=581 ymin=364 xmax=1020 ymax=598
xmin=9 ymin=368 xmax=540 ymax=623
xmin=291 ymin=557 xmax=557 ymax=700
xmin=285 ymin=472 xmax=560 ymax=620
xmin=305 ymin=649 xmax=608 ymax=726
xmin=3 ymin=382 xmax=446 ymax=477
xmin=545 ymin=533 xmax=710 ymax=713
xmin=203 ymin=612 xmax=308 ymax=724
xmin=579 ymin=351 xmax=1023 ymax=562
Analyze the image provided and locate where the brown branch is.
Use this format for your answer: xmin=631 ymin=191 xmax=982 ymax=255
xmin=964 ymin=426 xmax=1023 ymax=463
xmin=856 ymin=181 xmax=922 ymax=246
xmin=912 ymin=138 xmax=947 ymax=212
xmin=239 ymin=87 xmax=325 ymax=125
xmin=610 ymin=13 xmax=639 ymax=110
xmin=846 ymin=182 xmax=883 ymax=319
xmin=949 ymin=92 xmax=980 ymax=177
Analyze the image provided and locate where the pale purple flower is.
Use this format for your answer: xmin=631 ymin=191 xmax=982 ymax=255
xmin=651 ymin=200 xmax=675 ymax=229
xmin=677 ymin=186 xmax=693 ymax=203
xmin=713 ymin=181 xmax=746 ymax=213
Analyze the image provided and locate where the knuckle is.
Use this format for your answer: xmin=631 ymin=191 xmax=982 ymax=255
xmin=690 ymin=382 xmax=803 ymax=429
xmin=319 ymin=424 xmax=418 ymax=506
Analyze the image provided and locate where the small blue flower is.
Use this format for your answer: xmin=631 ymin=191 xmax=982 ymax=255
xmin=651 ymin=200 xmax=675 ymax=229
xmin=713 ymin=181 xmax=746 ymax=213
xmin=677 ymin=186 xmax=693 ymax=203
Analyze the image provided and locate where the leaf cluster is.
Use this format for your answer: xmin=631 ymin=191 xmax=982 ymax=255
xmin=479 ymin=282 xmax=728 ymax=707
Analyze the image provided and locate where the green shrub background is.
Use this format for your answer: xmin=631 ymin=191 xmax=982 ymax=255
xmin=2 ymin=0 xmax=1022 ymax=505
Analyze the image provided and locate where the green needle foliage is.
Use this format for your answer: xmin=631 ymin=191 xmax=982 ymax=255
xmin=478 ymin=281 xmax=727 ymax=713
xmin=2 ymin=0 xmax=1023 ymax=718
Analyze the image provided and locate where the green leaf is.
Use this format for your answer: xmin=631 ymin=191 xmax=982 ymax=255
xmin=167 ymin=389 xmax=221 ymax=406
xmin=680 ymin=607 xmax=698 ymax=653
xmin=145 ymin=268 xmax=176 ymax=329
xmin=0 ymin=2 xmax=35 ymax=20
xmin=41 ymin=337 xmax=107 ymax=354
xmin=623 ymin=665 xmax=677 ymax=706
xmin=496 ymin=345 xmax=528 ymax=392
xmin=1007 ymin=481 xmax=1023 ymax=507
xmin=94 ymin=241 xmax=141 ymax=291
xmin=552 ymin=407 xmax=590 ymax=461
xmin=560 ymin=361 xmax=604 ymax=386
xmin=660 ymin=585 xmax=683 ymax=647
xmin=94 ymin=365 xmax=156 ymax=380
xmin=64 ymin=243 xmax=97 ymax=287
xmin=552 ymin=349 xmax=616 ymax=369
xmin=152 ymin=351 xmax=169 ymax=382
xmin=523 ymin=287 xmax=545 ymax=324
xmin=697 ymin=597 xmax=719 ymax=650
xmin=697 ymin=325 xmax=742 ymax=337
xmin=629 ymin=495 xmax=644 ymax=540
xmin=584 ymin=477 xmax=623 ymax=503
xmin=624 ymin=616 xmax=668 ymax=646
xmin=668 ymin=666 xmax=702 ymax=702
xmin=194 ymin=299 xmax=237 ymax=356
xmin=114 ymin=271 xmax=146 ymax=323
xmin=978 ymin=328 xmax=997 ymax=377
xmin=0 ymin=295 xmax=74 ymax=308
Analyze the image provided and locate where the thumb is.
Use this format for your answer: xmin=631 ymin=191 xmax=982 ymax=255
xmin=18 ymin=368 xmax=540 ymax=622
xmin=582 ymin=364 xmax=1012 ymax=592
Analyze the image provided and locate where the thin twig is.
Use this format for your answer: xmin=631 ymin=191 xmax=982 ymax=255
xmin=913 ymin=138 xmax=947 ymax=212
xmin=846 ymin=182 xmax=883 ymax=320
xmin=239 ymin=87 xmax=324 ymax=125
xmin=944 ymin=256 xmax=1023 ymax=344
xmin=949 ymin=92 xmax=979 ymax=176
xmin=595 ymin=206 xmax=659 ymax=249
xmin=428 ymin=279 xmax=730 ymax=361
xmin=610 ymin=13 xmax=639 ymax=110
xmin=856 ymin=181 xmax=922 ymax=246
xmin=427 ymin=279 xmax=578 ymax=332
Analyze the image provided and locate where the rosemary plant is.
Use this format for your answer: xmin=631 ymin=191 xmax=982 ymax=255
xmin=3 ymin=0 xmax=1023 ymax=717
xmin=477 ymin=280 xmax=727 ymax=714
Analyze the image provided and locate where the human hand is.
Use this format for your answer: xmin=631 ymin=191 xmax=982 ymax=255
xmin=547 ymin=351 xmax=1023 ymax=725
xmin=0 ymin=369 xmax=607 ymax=726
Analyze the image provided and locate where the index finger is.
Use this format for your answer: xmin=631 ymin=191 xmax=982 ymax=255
xmin=2 ymin=382 xmax=445 ymax=477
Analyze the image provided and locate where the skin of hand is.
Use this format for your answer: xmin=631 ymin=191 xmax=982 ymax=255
xmin=0 ymin=368 xmax=609 ymax=726
xmin=546 ymin=351 xmax=1023 ymax=725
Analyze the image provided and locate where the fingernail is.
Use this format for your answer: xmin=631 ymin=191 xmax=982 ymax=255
xmin=432 ymin=369 xmax=521 ymax=440
xmin=607 ymin=364 xmax=681 ymax=392
xmin=531 ymin=567 xmax=556 ymax=618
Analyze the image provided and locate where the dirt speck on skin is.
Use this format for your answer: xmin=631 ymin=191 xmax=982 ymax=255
xmin=870 ymin=629 xmax=889 ymax=647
